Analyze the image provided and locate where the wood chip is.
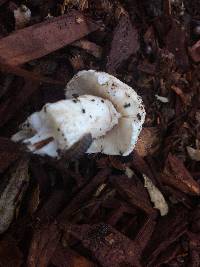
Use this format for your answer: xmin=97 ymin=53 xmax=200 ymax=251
xmin=135 ymin=127 xmax=160 ymax=157
xmin=0 ymin=10 xmax=99 ymax=66
xmin=72 ymin=38 xmax=102 ymax=58
xmin=110 ymin=175 xmax=155 ymax=215
xmin=143 ymin=207 xmax=187 ymax=266
xmin=171 ymin=85 xmax=190 ymax=105
xmin=51 ymin=246 xmax=95 ymax=267
xmin=0 ymin=79 xmax=39 ymax=127
xmin=58 ymin=169 xmax=111 ymax=223
xmin=69 ymin=223 xmax=142 ymax=267
xmin=0 ymin=158 xmax=30 ymax=234
xmin=162 ymin=154 xmax=200 ymax=195
xmin=106 ymin=15 xmax=139 ymax=74
xmin=0 ymin=137 xmax=22 ymax=172
xmin=188 ymin=40 xmax=200 ymax=62
xmin=165 ymin=19 xmax=189 ymax=71
xmin=0 ymin=0 xmax=8 ymax=6
xmin=0 ymin=235 xmax=23 ymax=267
xmin=187 ymin=146 xmax=200 ymax=161
xmin=59 ymin=133 xmax=92 ymax=161
xmin=0 ymin=62 xmax=65 ymax=85
xmin=27 ymin=223 xmax=60 ymax=267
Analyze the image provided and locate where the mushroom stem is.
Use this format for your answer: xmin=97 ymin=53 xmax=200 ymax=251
xmin=12 ymin=95 xmax=120 ymax=157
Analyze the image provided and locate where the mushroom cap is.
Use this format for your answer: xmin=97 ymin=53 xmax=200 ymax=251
xmin=65 ymin=70 xmax=145 ymax=156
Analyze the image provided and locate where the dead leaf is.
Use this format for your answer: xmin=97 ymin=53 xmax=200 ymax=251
xmin=0 ymin=10 xmax=99 ymax=66
xmin=143 ymin=174 xmax=169 ymax=216
xmin=155 ymin=94 xmax=169 ymax=103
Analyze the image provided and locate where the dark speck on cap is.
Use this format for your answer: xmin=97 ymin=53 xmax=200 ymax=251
xmin=72 ymin=93 xmax=79 ymax=98
xmin=139 ymin=105 xmax=143 ymax=110
xmin=137 ymin=113 xmax=141 ymax=120
xmin=124 ymin=103 xmax=131 ymax=108
xmin=119 ymin=151 xmax=123 ymax=156
xmin=125 ymin=92 xmax=130 ymax=98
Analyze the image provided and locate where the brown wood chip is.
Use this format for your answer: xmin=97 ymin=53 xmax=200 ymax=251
xmin=51 ymin=246 xmax=95 ymax=267
xmin=0 ymin=10 xmax=99 ymax=66
xmin=165 ymin=19 xmax=189 ymax=71
xmin=0 ymin=137 xmax=22 ymax=172
xmin=188 ymin=39 xmax=200 ymax=62
xmin=27 ymin=223 xmax=60 ymax=267
xmin=58 ymin=133 xmax=93 ymax=161
xmin=106 ymin=15 xmax=139 ymax=74
xmin=162 ymin=154 xmax=200 ymax=196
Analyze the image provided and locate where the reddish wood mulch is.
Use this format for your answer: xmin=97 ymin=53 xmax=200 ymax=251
xmin=0 ymin=1 xmax=200 ymax=266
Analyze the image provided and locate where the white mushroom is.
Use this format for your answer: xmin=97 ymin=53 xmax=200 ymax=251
xmin=12 ymin=70 xmax=145 ymax=157
xmin=65 ymin=70 xmax=145 ymax=156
